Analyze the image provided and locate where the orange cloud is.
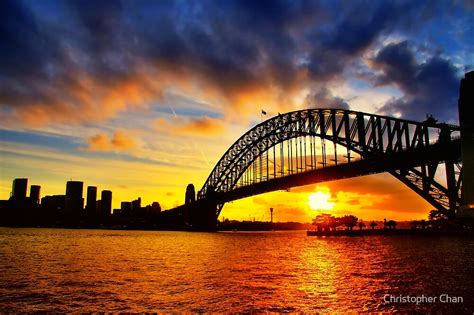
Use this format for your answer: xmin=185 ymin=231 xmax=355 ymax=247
xmin=174 ymin=116 xmax=224 ymax=135
xmin=3 ymin=56 xmax=307 ymax=128
xmin=6 ymin=72 xmax=157 ymax=127
xmin=154 ymin=116 xmax=225 ymax=136
xmin=86 ymin=130 xmax=136 ymax=152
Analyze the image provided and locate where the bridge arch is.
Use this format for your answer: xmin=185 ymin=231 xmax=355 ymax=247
xmin=197 ymin=109 xmax=462 ymax=218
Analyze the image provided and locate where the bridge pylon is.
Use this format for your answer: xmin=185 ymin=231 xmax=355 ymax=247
xmin=187 ymin=200 xmax=218 ymax=231
xmin=459 ymin=71 xmax=474 ymax=216
xmin=187 ymin=185 xmax=218 ymax=231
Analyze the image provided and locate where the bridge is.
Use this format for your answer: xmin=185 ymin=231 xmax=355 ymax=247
xmin=168 ymin=72 xmax=473 ymax=231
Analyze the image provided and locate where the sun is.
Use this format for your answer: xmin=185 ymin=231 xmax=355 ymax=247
xmin=308 ymin=191 xmax=335 ymax=211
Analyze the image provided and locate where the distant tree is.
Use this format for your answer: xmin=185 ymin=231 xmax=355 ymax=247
xmin=420 ymin=219 xmax=428 ymax=229
xmin=341 ymin=215 xmax=358 ymax=231
xmin=387 ymin=220 xmax=397 ymax=229
xmin=429 ymin=209 xmax=449 ymax=221
xmin=370 ymin=221 xmax=377 ymax=230
xmin=410 ymin=220 xmax=419 ymax=230
xmin=329 ymin=216 xmax=342 ymax=231
xmin=313 ymin=213 xmax=336 ymax=232
xmin=429 ymin=209 xmax=452 ymax=229
xmin=358 ymin=220 xmax=366 ymax=230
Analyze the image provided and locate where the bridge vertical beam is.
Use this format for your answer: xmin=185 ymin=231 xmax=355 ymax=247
xmin=403 ymin=123 xmax=410 ymax=150
xmin=331 ymin=109 xmax=338 ymax=164
xmin=386 ymin=119 xmax=393 ymax=152
xmin=368 ymin=116 xmax=376 ymax=150
xmin=342 ymin=112 xmax=352 ymax=162
xmin=423 ymin=125 xmax=430 ymax=147
xmin=459 ymin=71 xmax=474 ymax=216
xmin=376 ymin=117 xmax=384 ymax=151
xmin=445 ymin=160 xmax=457 ymax=215
xmin=357 ymin=112 xmax=366 ymax=152
xmin=320 ymin=111 xmax=327 ymax=167
xmin=395 ymin=121 xmax=402 ymax=151
xmin=421 ymin=164 xmax=429 ymax=193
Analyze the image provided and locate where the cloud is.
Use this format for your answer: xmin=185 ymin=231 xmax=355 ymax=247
xmin=154 ymin=116 xmax=224 ymax=136
xmin=371 ymin=41 xmax=461 ymax=122
xmin=86 ymin=130 xmax=136 ymax=152
xmin=174 ymin=116 xmax=225 ymax=136
xmin=305 ymin=87 xmax=350 ymax=109
xmin=1 ymin=0 xmax=463 ymax=127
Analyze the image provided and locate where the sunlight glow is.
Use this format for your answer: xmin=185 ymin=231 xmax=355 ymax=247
xmin=308 ymin=191 xmax=335 ymax=211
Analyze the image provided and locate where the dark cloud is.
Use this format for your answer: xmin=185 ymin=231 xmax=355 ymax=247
xmin=305 ymin=87 xmax=349 ymax=109
xmin=373 ymin=41 xmax=460 ymax=122
xmin=0 ymin=0 xmax=63 ymax=105
xmin=0 ymin=0 xmax=466 ymax=125
xmin=306 ymin=1 xmax=437 ymax=82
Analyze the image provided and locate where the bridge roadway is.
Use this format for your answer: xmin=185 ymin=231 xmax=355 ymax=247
xmin=168 ymin=139 xmax=460 ymax=219
xmin=207 ymin=139 xmax=460 ymax=204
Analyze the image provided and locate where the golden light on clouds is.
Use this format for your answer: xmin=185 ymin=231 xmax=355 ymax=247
xmin=308 ymin=190 xmax=335 ymax=211
xmin=85 ymin=130 xmax=137 ymax=152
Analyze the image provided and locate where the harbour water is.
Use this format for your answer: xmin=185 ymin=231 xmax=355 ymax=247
xmin=0 ymin=228 xmax=473 ymax=312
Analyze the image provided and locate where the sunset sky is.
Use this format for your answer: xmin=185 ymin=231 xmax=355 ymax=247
xmin=0 ymin=0 xmax=472 ymax=222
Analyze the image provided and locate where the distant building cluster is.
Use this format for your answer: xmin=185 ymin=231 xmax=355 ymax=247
xmin=0 ymin=178 xmax=162 ymax=228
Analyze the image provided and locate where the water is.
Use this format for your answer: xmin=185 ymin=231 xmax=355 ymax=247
xmin=0 ymin=228 xmax=473 ymax=312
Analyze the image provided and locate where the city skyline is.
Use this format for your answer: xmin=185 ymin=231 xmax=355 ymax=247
xmin=1 ymin=0 xmax=473 ymax=222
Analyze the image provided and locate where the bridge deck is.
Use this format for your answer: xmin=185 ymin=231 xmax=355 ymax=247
xmin=166 ymin=140 xmax=460 ymax=215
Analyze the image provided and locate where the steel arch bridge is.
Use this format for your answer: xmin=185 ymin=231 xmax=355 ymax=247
xmin=190 ymin=109 xmax=462 ymax=225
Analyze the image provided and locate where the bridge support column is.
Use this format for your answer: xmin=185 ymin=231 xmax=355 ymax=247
xmin=188 ymin=200 xmax=218 ymax=231
xmin=458 ymin=71 xmax=474 ymax=217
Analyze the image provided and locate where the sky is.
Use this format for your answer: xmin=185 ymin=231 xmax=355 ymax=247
xmin=0 ymin=0 xmax=472 ymax=222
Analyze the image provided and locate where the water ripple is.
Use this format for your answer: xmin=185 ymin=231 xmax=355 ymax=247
xmin=0 ymin=228 xmax=473 ymax=312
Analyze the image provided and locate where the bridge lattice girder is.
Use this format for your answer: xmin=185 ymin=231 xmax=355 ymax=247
xmin=197 ymin=109 xmax=462 ymax=217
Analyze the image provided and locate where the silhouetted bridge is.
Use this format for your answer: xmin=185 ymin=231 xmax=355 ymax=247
xmin=167 ymin=72 xmax=473 ymax=231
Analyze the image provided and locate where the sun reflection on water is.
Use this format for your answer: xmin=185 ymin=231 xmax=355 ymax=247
xmin=0 ymin=229 xmax=473 ymax=312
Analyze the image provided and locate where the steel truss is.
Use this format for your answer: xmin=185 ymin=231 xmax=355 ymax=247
xmin=197 ymin=109 xmax=462 ymax=217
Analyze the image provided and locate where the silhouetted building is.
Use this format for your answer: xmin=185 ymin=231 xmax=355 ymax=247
xmin=118 ymin=198 xmax=143 ymax=217
xmin=96 ymin=200 xmax=102 ymax=214
xmin=30 ymin=185 xmax=41 ymax=204
xmin=101 ymin=190 xmax=112 ymax=217
xmin=185 ymin=184 xmax=195 ymax=204
xmin=41 ymin=195 xmax=65 ymax=212
xmin=0 ymin=200 xmax=8 ymax=211
xmin=121 ymin=201 xmax=132 ymax=215
xmin=12 ymin=178 xmax=28 ymax=199
xmin=144 ymin=202 xmax=161 ymax=219
xmin=151 ymin=202 xmax=161 ymax=212
xmin=65 ymin=181 xmax=84 ymax=212
xmin=86 ymin=186 xmax=97 ymax=213
xmin=132 ymin=197 xmax=141 ymax=212
xmin=459 ymin=71 xmax=474 ymax=215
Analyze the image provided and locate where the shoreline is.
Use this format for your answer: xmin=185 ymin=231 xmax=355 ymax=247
xmin=1 ymin=225 xmax=474 ymax=237
xmin=307 ymin=228 xmax=474 ymax=237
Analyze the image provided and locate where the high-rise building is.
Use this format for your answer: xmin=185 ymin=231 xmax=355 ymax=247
xmin=185 ymin=184 xmax=195 ymax=204
xmin=12 ymin=178 xmax=28 ymax=199
xmin=41 ymin=195 xmax=65 ymax=212
xmin=65 ymin=181 xmax=84 ymax=212
xmin=101 ymin=190 xmax=112 ymax=217
xmin=121 ymin=201 xmax=132 ymax=215
xmin=459 ymin=71 xmax=474 ymax=215
xmin=86 ymin=186 xmax=97 ymax=213
xmin=30 ymin=185 xmax=41 ymax=204
xmin=132 ymin=197 xmax=141 ymax=211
